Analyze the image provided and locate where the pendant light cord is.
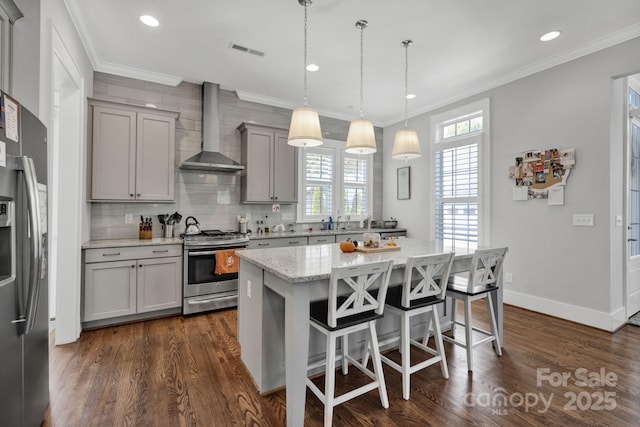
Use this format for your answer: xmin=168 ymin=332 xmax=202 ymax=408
xmin=359 ymin=22 xmax=365 ymax=119
xmin=403 ymin=42 xmax=409 ymax=128
xmin=303 ymin=3 xmax=309 ymax=106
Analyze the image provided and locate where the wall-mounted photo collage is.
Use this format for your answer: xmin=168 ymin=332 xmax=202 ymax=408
xmin=508 ymin=148 xmax=575 ymax=205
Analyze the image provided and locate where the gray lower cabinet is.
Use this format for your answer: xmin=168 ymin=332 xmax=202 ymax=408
xmin=248 ymin=236 xmax=307 ymax=249
xmin=339 ymin=233 xmax=365 ymax=242
xmin=83 ymin=245 xmax=182 ymax=323
xmin=308 ymin=235 xmax=336 ymax=245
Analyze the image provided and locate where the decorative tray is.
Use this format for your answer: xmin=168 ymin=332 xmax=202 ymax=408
xmin=354 ymin=245 xmax=401 ymax=253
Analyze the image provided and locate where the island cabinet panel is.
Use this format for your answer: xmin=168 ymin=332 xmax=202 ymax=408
xmin=239 ymin=123 xmax=297 ymax=204
xmin=89 ymin=99 xmax=178 ymax=202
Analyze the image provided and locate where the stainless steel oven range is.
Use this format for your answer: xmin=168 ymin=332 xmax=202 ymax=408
xmin=182 ymin=230 xmax=249 ymax=315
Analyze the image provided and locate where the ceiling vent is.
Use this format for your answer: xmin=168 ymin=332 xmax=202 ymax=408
xmin=229 ymin=42 xmax=265 ymax=57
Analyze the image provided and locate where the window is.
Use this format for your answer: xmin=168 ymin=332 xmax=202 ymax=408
xmin=299 ymin=139 xmax=373 ymax=223
xmin=430 ymin=99 xmax=490 ymax=250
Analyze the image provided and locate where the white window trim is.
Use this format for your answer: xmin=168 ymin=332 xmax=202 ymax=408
xmin=296 ymin=138 xmax=374 ymax=223
xmin=429 ymin=98 xmax=491 ymax=246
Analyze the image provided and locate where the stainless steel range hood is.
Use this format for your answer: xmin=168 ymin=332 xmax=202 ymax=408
xmin=181 ymin=82 xmax=244 ymax=172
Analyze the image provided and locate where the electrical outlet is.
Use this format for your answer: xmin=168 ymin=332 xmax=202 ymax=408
xmin=573 ymin=213 xmax=594 ymax=227
xmin=125 ymin=214 xmax=133 ymax=224
xmin=247 ymin=280 xmax=252 ymax=299
xmin=505 ymin=272 xmax=513 ymax=283
xmin=282 ymin=212 xmax=294 ymax=221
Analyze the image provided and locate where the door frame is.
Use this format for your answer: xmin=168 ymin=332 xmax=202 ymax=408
xmin=624 ymin=75 xmax=640 ymax=320
xmin=49 ymin=23 xmax=84 ymax=344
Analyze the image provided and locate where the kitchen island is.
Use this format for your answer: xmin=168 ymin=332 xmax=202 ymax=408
xmin=236 ymin=238 xmax=503 ymax=427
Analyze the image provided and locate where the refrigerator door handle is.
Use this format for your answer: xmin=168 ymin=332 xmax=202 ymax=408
xmin=20 ymin=156 xmax=43 ymax=333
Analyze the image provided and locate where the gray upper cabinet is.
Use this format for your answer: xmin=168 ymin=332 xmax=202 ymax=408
xmin=0 ymin=0 xmax=22 ymax=92
xmin=88 ymin=98 xmax=178 ymax=202
xmin=239 ymin=123 xmax=297 ymax=204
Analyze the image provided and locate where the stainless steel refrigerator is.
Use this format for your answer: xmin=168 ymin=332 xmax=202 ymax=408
xmin=0 ymin=92 xmax=49 ymax=426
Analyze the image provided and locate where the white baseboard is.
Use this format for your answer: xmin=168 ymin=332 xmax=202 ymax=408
xmin=503 ymin=289 xmax=626 ymax=332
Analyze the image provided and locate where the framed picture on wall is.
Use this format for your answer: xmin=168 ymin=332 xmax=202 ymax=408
xmin=397 ymin=166 xmax=410 ymax=200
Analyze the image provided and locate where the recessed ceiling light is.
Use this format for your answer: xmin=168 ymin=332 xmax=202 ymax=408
xmin=406 ymin=93 xmax=416 ymax=99
xmin=540 ymin=30 xmax=561 ymax=42
xmin=306 ymin=64 xmax=319 ymax=72
xmin=140 ymin=15 xmax=159 ymax=27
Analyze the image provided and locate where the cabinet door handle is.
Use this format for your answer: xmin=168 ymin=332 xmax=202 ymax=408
xmin=131 ymin=265 xmax=135 ymax=268
xmin=103 ymin=252 xmax=121 ymax=257
xmin=316 ymin=239 xmax=327 ymax=242
xmin=130 ymin=194 xmax=134 ymax=197
xmin=153 ymin=249 xmax=169 ymax=253
xmin=139 ymin=264 xmax=143 ymax=268
xmin=136 ymin=193 xmax=141 ymax=197
xmin=288 ymin=241 xmax=299 ymax=244
xmin=258 ymin=243 xmax=269 ymax=247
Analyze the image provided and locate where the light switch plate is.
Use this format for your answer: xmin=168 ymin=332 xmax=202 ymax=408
xmin=616 ymin=214 xmax=623 ymax=227
xmin=573 ymin=213 xmax=594 ymax=227
xmin=125 ymin=214 xmax=133 ymax=224
xmin=281 ymin=212 xmax=294 ymax=221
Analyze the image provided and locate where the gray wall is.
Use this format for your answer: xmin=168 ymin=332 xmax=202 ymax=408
xmin=383 ymin=36 xmax=640 ymax=329
xmin=90 ymin=72 xmax=383 ymax=239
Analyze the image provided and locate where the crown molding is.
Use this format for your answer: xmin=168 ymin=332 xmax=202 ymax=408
xmin=381 ymin=23 xmax=640 ymax=128
xmin=236 ymin=90 xmax=355 ymax=123
xmin=63 ymin=0 xmax=182 ymax=87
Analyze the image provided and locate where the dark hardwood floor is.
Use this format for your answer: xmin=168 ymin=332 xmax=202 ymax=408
xmin=44 ymin=303 xmax=640 ymax=426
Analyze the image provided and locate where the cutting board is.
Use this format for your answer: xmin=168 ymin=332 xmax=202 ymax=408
xmin=355 ymin=245 xmax=401 ymax=253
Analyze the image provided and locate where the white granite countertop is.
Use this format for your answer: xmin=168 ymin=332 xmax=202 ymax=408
xmin=237 ymin=238 xmax=474 ymax=283
xmin=248 ymin=228 xmax=406 ymax=240
xmin=81 ymin=228 xmax=407 ymax=249
xmin=82 ymin=237 xmax=183 ymax=249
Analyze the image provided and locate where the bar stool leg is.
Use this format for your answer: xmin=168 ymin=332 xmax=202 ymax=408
xmin=464 ymin=298 xmax=474 ymax=372
xmin=450 ymin=298 xmax=457 ymax=339
xmin=431 ymin=306 xmax=449 ymax=379
xmin=422 ymin=312 xmax=433 ymax=346
xmin=341 ymin=335 xmax=349 ymax=374
xmin=324 ymin=334 xmax=337 ymax=427
xmin=486 ymin=293 xmax=502 ymax=356
xmin=401 ymin=312 xmax=411 ymax=400
xmin=368 ymin=322 xmax=389 ymax=408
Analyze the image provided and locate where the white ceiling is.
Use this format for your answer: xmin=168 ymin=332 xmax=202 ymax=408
xmin=66 ymin=0 xmax=640 ymax=126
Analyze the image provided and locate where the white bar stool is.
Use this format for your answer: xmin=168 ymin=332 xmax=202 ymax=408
xmin=306 ymin=259 xmax=394 ymax=427
xmin=443 ymin=247 xmax=508 ymax=372
xmin=366 ymin=252 xmax=454 ymax=400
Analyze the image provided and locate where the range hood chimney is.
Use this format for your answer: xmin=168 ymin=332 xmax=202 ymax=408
xmin=180 ymin=82 xmax=244 ymax=172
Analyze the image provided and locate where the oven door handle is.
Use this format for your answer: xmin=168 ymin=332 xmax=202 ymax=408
xmin=187 ymin=250 xmax=219 ymax=257
xmin=187 ymin=295 xmax=237 ymax=305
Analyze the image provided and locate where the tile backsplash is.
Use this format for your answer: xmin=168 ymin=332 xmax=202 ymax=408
xmin=89 ymin=72 xmax=383 ymax=240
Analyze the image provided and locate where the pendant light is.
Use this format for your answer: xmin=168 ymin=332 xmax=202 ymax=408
xmin=288 ymin=0 xmax=323 ymax=147
xmin=345 ymin=20 xmax=376 ymax=154
xmin=392 ymin=40 xmax=421 ymax=160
